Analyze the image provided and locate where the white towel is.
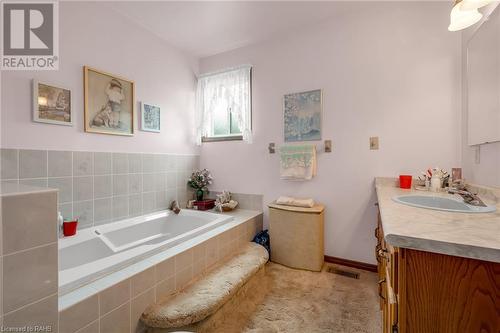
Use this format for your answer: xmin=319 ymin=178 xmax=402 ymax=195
xmin=276 ymin=196 xmax=315 ymax=208
xmin=279 ymin=145 xmax=317 ymax=180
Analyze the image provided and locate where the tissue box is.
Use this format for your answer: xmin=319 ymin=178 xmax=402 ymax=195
xmin=193 ymin=199 xmax=215 ymax=211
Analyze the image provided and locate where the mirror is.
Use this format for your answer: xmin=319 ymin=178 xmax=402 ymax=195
xmin=467 ymin=6 xmax=500 ymax=146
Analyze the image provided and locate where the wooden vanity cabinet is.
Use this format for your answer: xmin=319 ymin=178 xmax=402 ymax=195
xmin=376 ymin=212 xmax=500 ymax=333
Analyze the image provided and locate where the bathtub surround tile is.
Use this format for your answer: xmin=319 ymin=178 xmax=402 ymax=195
xmin=3 ymin=243 xmax=58 ymax=313
xmin=113 ymin=175 xmax=128 ymax=196
xmin=155 ymin=173 xmax=167 ymax=191
xmin=48 ymin=177 xmax=73 ymax=203
xmin=142 ymin=174 xmax=155 ymax=192
xmin=175 ymin=249 xmax=193 ymax=273
xmin=128 ymin=153 xmax=142 ymax=174
xmin=59 ymin=203 xmax=73 ymax=222
xmin=73 ymin=200 xmax=93 ymax=228
xmin=94 ymin=198 xmax=112 ymax=224
xmin=155 ymin=276 xmax=175 ymax=300
xmin=155 ymin=155 xmax=168 ymax=173
xmin=131 ymin=267 xmax=155 ymax=298
xmin=1 ymin=149 xmax=18 ymax=179
xmin=73 ymin=176 xmax=93 ymax=202
xmin=99 ymin=279 xmax=131 ymax=316
xmin=112 ymin=196 xmax=129 ymax=220
xmin=155 ymin=191 xmax=167 ymax=210
xmin=142 ymin=154 xmax=156 ymax=173
xmin=112 ymin=153 xmax=128 ymax=174
xmin=73 ymin=152 xmax=93 ymax=176
xmin=166 ymin=189 xmax=177 ymax=206
xmin=128 ymin=194 xmax=142 ymax=217
xmin=100 ymin=302 xmax=130 ymax=333
xmin=3 ymin=295 xmax=58 ymax=332
xmin=205 ymin=237 xmax=219 ymax=269
xmin=2 ymin=191 xmax=57 ymax=254
xmin=93 ymin=152 xmax=111 ymax=175
xmin=59 ymin=294 xmax=98 ymax=333
xmin=1 ymin=149 xmax=199 ymax=230
xmin=155 ymin=257 xmax=174 ymax=282
xmin=19 ymin=149 xmax=47 ymax=179
xmin=166 ymin=155 xmax=176 ymax=172
xmin=19 ymin=178 xmax=47 ymax=188
xmin=176 ymin=171 xmax=188 ymax=188
xmin=94 ymin=175 xmax=112 ymax=199
xmin=48 ymin=151 xmax=72 ymax=177
xmin=74 ymin=320 xmax=99 ymax=333
xmin=132 ymin=287 xmax=155 ymax=333
xmin=175 ymin=155 xmax=187 ymax=172
xmin=175 ymin=266 xmax=193 ymax=291
xmin=1 ymin=180 xmax=18 ymax=187
xmin=129 ymin=174 xmax=142 ymax=194
xmin=166 ymin=172 xmax=177 ymax=189
xmin=142 ymin=192 xmax=156 ymax=213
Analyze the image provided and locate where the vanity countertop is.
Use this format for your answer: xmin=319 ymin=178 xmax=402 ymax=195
xmin=375 ymin=177 xmax=500 ymax=263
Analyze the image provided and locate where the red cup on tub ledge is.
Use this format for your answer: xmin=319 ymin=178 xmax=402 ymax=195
xmin=63 ymin=219 xmax=78 ymax=237
xmin=399 ymin=175 xmax=413 ymax=189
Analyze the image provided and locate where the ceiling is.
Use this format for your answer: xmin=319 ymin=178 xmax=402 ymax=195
xmin=106 ymin=1 xmax=351 ymax=59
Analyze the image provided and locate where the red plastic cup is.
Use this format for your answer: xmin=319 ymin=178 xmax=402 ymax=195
xmin=399 ymin=175 xmax=413 ymax=189
xmin=63 ymin=220 xmax=78 ymax=237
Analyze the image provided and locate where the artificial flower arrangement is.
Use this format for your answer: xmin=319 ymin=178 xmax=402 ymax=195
xmin=188 ymin=169 xmax=213 ymax=201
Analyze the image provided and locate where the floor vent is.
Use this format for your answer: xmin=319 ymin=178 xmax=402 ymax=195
xmin=327 ymin=267 xmax=360 ymax=279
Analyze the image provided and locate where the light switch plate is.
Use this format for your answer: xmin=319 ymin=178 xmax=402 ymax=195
xmin=370 ymin=137 xmax=379 ymax=150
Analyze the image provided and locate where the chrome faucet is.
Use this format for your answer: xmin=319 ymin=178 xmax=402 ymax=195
xmin=448 ymin=187 xmax=486 ymax=207
xmin=169 ymin=200 xmax=181 ymax=214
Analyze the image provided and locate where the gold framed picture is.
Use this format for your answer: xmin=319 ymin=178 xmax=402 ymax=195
xmin=33 ymin=80 xmax=72 ymax=126
xmin=84 ymin=66 xmax=135 ymax=136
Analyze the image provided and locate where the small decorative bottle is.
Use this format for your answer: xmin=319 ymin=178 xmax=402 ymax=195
xmin=430 ymin=173 xmax=442 ymax=192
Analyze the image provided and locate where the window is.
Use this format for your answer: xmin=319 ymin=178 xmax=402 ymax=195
xmin=195 ymin=65 xmax=252 ymax=143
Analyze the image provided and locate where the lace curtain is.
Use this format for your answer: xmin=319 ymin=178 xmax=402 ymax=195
xmin=195 ymin=65 xmax=252 ymax=145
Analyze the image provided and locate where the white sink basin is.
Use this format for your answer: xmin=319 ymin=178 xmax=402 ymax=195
xmin=392 ymin=195 xmax=496 ymax=213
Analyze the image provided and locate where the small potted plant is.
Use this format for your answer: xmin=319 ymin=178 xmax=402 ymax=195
xmin=188 ymin=169 xmax=213 ymax=201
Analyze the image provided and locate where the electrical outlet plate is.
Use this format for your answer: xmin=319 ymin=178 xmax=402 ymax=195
xmin=370 ymin=137 xmax=379 ymax=150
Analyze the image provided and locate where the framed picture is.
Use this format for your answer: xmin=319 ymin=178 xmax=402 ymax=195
xmin=84 ymin=66 xmax=135 ymax=136
xmin=141 ymin=102 xmax=161 ymax=132
xmin=283 ymin=89 xmax=322 ymax=142
xmin=33 ymin=80 xmax=72 ymax=126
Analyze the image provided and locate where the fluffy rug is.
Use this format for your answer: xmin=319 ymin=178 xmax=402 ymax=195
xmin=214 ymin=262 xmax=381 ymax=333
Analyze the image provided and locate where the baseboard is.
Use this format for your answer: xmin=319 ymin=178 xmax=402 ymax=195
xmin=324 ymin=255 xmax=378 ymax=273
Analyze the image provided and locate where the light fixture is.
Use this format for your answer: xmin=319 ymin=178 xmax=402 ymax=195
xmin=448 ymin=0 xmax=483 ymax=31
xmin=460 ymin=0 xmax=492 ymax=11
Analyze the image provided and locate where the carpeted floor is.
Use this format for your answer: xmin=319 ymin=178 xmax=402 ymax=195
xmin=217 ymin=262 xmax=382 ymax=333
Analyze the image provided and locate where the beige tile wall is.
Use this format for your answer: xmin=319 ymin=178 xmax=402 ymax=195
xmin=1 ymin=188 xmax=59 ymax=332
xmin=59 ymin=214 xmax=262 ymax=333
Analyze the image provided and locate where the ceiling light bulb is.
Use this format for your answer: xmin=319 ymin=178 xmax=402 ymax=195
xmin=448 ymin=3 xmax=483 ymax=31
xmin=459 ymin=0 xmax=492 ymax=11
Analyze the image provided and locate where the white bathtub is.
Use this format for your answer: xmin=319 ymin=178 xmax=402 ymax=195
xmin=59 ymin=209 xmax=233 ymax=294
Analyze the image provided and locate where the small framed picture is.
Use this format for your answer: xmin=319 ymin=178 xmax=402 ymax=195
xmin=141 ymin=102 xmax=161 ymax=132
xmin=284 ymin=89 xmax=322 ymax=142
xmin=84 ymin=66 xmax=135 ymax=136
xmin=33 ymin=80 xmax=72 ymax=126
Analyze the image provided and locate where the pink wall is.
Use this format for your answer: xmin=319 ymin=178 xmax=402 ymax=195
xmin=1 ymin=2 xmax=199 ymax=155
xmin=199 ymin=2 xmax=462 ymax=264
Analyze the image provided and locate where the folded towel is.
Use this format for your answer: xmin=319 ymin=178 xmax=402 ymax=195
xmin=276 ymin=196 xmax=315 ymax=208
xmin=279 ymin=145 xmax=317 ymax=180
